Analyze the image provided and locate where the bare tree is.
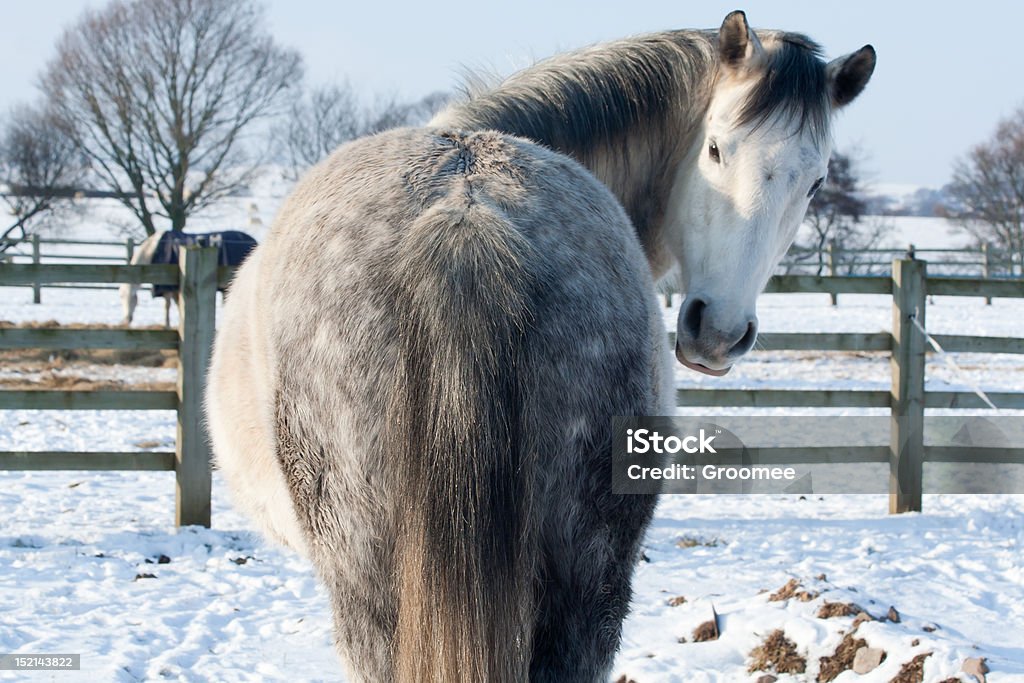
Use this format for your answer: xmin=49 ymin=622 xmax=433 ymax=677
xmin=786 ymin=150 xmax=890 ymax=275
xmin=40 ymin=0 xmax=302 ymax=235
xmin=0 ymin=104 xmax=86 ymax=252
xmin=278 ymin=83 xmax=361 ymax=177
xmin=946 ymin=107 xmax=1024 ymax=276
xmin=280 ymin=85 xmax=449 ymax=179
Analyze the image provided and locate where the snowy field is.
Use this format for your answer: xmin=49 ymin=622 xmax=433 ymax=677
xmin=1 ymin=206 xmax=1023 ymax=681
xmin=2 ymin=472 xmax=1021 ymax=682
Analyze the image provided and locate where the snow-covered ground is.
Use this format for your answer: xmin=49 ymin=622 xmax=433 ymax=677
xmin=2 ymin=470 xmax=1021 ymax=682
xmin=1 ymin=201 xmax=1022 ymax=681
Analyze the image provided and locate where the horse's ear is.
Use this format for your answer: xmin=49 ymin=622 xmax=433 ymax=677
xmin=718 ymin=10 xmax=765 ymax=71
xmin=826 ymin=45 xmax=876 ymax=108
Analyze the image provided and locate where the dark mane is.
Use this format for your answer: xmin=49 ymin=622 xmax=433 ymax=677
xmin=739 ymin=32 xmax=830 ymax=143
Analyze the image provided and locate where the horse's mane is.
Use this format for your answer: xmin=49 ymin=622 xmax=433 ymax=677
xmin=438 ymin=32 xmax=716 ymax=161
xmin=438 ymin=29 xmax=830 ymax=156
xmin=738 ymin=32 xmax=830 ymax=145
xmin=434 ymin=32 xmax=715 ymax=259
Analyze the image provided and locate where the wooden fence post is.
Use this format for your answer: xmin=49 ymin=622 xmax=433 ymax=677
xmin=981 ymin=243 xmax=992 ymax=306
xmin=827 ymin=239 xmax=838 ymax=306
xmin=31 ymin=234 xmax=41 ymax=304
xmin=890 ymin=258 xmax=927 ymax=513
xmin=176 ymin=246 xmax=218 ymax=527
xmin=126 ymin=237 xmax=135 ymax=265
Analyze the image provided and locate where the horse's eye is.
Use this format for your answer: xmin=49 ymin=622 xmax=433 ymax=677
xmin=708 ymin=141 xmax=721 ymax=163
xmin=808 ymin=177 xmax=825 ymax=197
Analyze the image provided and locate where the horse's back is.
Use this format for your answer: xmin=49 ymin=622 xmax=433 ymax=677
xmin=258 ymin=126 xmax=666 ymax=478
xmin=208 ymin=126 xmax=670 ymax=681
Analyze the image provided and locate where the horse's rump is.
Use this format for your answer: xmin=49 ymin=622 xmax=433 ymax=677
xmin=214 ymin=127 xmax=666 ymax=681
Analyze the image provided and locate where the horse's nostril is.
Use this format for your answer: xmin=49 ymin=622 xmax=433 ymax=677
xmin=682 ymin=298 xmax=706 ymax=339
xmin=729 ymin=321 xmax=758 ymax=356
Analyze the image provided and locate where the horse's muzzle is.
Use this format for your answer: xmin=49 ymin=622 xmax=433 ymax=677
xmin=675 ymin=341 xmax=732 ymax=376
xmin=675 ymin=296 xmax=758 ymax=374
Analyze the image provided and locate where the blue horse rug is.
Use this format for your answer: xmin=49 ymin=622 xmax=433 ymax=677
xmin=151 ymin=230 xmax=258 ymax=297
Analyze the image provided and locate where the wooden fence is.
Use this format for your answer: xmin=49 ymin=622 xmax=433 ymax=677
xmin=0 ymin=247 xmax=221 ymax=526
xmin=0 ymin=255 xmax=1022 ymax=521
xmin=6 ymin=234 xmax=1022 ymax=310
xmin=782 ymin=241 xmax=1022 ymax=278
xmin=0 ymin=235 xmax=139 ymax=302
xmin=673 ymin=259 xmax=1024 ymax=513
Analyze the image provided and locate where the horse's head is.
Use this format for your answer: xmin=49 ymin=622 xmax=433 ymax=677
xmin=668 ymin=11 xmax=874 ymax=375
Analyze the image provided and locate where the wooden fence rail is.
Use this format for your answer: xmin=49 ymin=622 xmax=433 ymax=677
xmin=1 ymin=256 xmax=1022 ymax=520
xmin=782 ymin=241 xmax=1023 ymax=279
xmin=1 ymin=235 xmax=140 ymax=301
xmin=7 ymin=236 xmax=1023 ymax=304
xmin=1 ymin=236 xmax=237 ymax=299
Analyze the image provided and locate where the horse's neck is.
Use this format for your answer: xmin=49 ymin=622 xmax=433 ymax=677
xmin=435 ymin=31 xmax=715 ymax=276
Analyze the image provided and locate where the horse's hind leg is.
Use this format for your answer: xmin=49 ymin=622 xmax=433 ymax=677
xmin=273 ymin=398 xmax=397 ymax=682
xmin=529 ymin=491 xmax=658 ymax=683
xmin=298 ymin=537 xmax=397 ymax=681
xmin=206 ymin=253 xmax=308 ymax=554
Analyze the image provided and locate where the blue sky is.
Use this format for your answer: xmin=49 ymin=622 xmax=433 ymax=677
xmin=2 ymin=1 xmax=1018 ymax=189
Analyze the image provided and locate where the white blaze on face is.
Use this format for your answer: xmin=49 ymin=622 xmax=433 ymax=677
xmin=666 ymin=77 xmax=831 ymax=374
xmin=703 ymin=80 xmax=829 ymax=299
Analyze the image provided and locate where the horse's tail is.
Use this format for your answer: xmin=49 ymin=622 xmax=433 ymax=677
xmin=390 ymin=199 xmax=535 ymax=683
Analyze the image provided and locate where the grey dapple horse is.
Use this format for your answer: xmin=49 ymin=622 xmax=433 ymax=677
xmin=207 ymin=11 xmax=873 ymax=682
